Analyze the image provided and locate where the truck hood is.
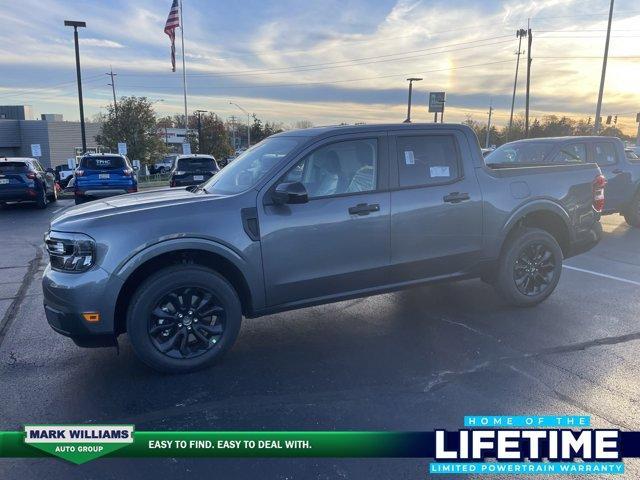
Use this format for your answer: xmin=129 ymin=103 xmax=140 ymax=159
xmin=51 ymin=187 xmax=225 ymax=231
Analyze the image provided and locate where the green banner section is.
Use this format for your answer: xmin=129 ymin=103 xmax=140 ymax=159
xmin=1 ymin=431 xmax=406 ymax=461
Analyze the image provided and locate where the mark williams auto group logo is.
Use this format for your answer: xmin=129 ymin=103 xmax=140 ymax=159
xmin=24 ymin=425 xmax=134 ymax=464
xmin=430 ymin=415 xmax=624 ymax=475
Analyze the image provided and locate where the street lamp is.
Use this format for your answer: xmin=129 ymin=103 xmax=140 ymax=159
xmin=64 ymin=20 xmax=87 ymax=152
xmin=230 ymin=102 xmax=251 ymax=147
xmin=194 ymin=109 xmax=208 ymax=153
xmin=403 ymin=77 xmax=422 ymax=123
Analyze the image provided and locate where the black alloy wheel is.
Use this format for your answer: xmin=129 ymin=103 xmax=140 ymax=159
xmin=513 ymin=242 xmax=557 ymax=296
xmin=149 ymin=286 xmax=225 ymax=360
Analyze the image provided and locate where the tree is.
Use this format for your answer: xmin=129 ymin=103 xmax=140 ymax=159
xmin=293 ymin=120 xmax=314 ymax=129
xmin=96 ymin=96 xmax=167 ymax=163
xmin=187 ymin=113 xmax=234 ymax=160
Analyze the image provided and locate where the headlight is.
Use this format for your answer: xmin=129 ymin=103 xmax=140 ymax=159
xmin=45 ymin=232 xmax=96 ymax=273
xmin=174 ymin=170 xmax=186 ymax=175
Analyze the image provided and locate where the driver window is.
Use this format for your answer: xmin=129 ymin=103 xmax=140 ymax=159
xmin=283 ymin=139 xmax=377 ymax=199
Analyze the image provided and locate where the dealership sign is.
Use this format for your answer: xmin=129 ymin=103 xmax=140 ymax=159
xmin=23 ymin=425 xmax=134 ymax=464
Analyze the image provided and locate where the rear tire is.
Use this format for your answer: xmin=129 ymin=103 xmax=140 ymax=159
xmin=494 ymin=228 xmax=563 ymax=307
xmin=126 ymin=265 xmax=242 ymax=373
xmin=623 ymin=193 xmax=640 ymax=228
xmin=49 ymin=185 xmax=58 ymax=202
xmin=36 ymin=188 xmax=48 ymax=209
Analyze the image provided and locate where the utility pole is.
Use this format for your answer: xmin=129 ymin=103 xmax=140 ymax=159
xmin=195 ymin=109 xmax=207 ymax=153
xmin=230 ymin=102 xmax=251 ymax=147
xmin=524 ymin=19 xmax=533 ymax=137
xmin=64 ymin=20 xmax=87 ymax=152
xmin=106 ymin=66 xmax=118 ymax=119
xmin=594 ymin=0 xmax=615 ymax=134
xmin=403 ymin=77 xmax=423 ymax=123
xmin=485 ymin=102 xmax=493 ymax=149
xmin=508 ymin=29 xmax=527 ymax=141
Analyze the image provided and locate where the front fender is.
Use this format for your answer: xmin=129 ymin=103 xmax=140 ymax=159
xmin=113 ymin=236 xmax=265 ymax=312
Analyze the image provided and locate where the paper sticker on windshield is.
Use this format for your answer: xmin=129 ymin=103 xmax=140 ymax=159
xmin=404 ymin=151 xmax=415 ymax=165
xmin=430 ymin=166 xmax=450 ymax=177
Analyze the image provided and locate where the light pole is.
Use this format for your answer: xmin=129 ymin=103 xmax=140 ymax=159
xmin=594 ymin=0 xmax=615 ymax=134
xmin=64 ymin=20 xmax=87 ymax=152
xmin=230 ymin=102 xmax=251 ymax=147
xmin=403 ymin=78 xmax=423 ymax=123
xmin=194 ymin=109 xmax=207 ymax=153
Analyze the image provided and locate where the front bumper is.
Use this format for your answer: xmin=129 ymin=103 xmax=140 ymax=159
xmin=42 ymin=264 xmax=123 ymax=348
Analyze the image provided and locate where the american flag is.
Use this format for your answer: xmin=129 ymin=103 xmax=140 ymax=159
xmin=164 ymin=0 xmax=180 ymax=72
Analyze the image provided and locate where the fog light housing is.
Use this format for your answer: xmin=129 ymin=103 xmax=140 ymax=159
xmin=45 ymin=232 xmax=96 ymax=273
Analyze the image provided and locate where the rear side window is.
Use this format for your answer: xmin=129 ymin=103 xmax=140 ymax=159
xmin=81 ymin=156 xmax=126 ymax=170
xmin=0 ymin=162 xmax=29 ymax=173
xmin=396 ymin=135 xmax=460 ymax=187
xmin=593 ymin=142 xmax=617 ymax=166
xmin=552 ymin=143 xmax=587 ymax=164
xmin=177 ymin=157 xmax=217 ymax=171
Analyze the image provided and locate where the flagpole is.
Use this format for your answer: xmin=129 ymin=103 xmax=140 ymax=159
xmin=179 ymin=0 xmax=188 ymax=129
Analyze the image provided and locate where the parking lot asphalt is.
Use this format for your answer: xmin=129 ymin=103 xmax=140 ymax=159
xmin=0 ymin=199 xmax=639 ymax=479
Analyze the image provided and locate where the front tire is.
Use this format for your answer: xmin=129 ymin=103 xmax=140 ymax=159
xmin=49 ymin=185 xmax=58 ymax=202
xmin=126 ymin=265 xmax=242 ymax=373
xmin=623 ymin=193 xmax=640 ymax=228
xmin=494 ymin=228 xmax=563 ymax=307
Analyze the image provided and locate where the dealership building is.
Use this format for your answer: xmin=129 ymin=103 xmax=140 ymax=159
xmin=0 ymin=105 xmax=101 ymax=169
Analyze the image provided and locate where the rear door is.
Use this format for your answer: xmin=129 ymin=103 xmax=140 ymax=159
xmin=388 ymin=129 xmax=483 ymax=281
xmin=258 ymin=133 xmax=391 ymax=306
xmin=590 ymin=140 xmax=633 ymax=212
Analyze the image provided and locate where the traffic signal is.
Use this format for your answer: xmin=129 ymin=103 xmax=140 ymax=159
xmin=606 ymin=115 xmax=612 ymax=125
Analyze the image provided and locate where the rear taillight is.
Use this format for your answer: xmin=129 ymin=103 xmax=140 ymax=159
xmin=75 ymin=170 xmax=85 ymax=177
xmin=26 ymin=171 xmax=37 ymax=180
xmin=593 ymin=174 xmax=606 ymax=213
xmin=123 ymin=169 xmax=133 ymax=177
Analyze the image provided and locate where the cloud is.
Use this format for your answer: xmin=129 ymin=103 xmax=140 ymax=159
xmin=0 ymin=0 xmax=638 ymax=135
xmin=80 ymin=38 xmax=124 ymax=48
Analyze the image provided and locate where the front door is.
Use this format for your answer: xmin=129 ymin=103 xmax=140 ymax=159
xmin=258 ymin=134 xmax=390 ymax=307
xmin=388 ymin=129 xmax=484 ymax=281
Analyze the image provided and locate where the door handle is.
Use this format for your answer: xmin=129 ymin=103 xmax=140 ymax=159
xmin=443 ymin=192 xmax=470 ymax=204
xmin=612 ymin=169 xmax=624 ymax=174
xmin=348 ymin=203 xmax=380 ymax=216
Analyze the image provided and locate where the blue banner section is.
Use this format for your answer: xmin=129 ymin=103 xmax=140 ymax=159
xmin=429 ymin=462 xmax=624 ymax=475
xmin=464 ymin=416 xmax=591 ymax=428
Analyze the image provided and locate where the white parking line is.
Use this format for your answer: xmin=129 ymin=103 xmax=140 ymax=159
xmin=563 ymin=265 xmax=640 ymax=287
xmin=51 ymin=207 xmax=65 ymax=214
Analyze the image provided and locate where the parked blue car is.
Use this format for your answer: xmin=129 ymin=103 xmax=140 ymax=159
xmin=74 ymin=154 xmax=137 ymax=205
xmin=0 ymin=157 xmax=57 ymax=208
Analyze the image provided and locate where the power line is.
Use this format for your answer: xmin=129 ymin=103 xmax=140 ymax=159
xmin=118 ymin=35 xmax=514 ymax=79
xmin=117 ymin=59 xmax=516 ymax=91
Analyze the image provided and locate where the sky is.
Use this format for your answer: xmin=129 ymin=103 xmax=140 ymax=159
xmin=0 ymin=0 xmax=638 ymax=134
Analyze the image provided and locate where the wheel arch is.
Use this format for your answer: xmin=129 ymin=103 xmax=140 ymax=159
xmin=500 ymin=200 xmax=573 ymax=257
xmin=113 ymin=240 xmax=258 ymax=335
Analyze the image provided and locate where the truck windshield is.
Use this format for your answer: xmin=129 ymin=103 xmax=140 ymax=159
xmin=485 ymin=141 xmax=555 ymax=167
xmin=202 ymin=137 xmax=301 ymax=195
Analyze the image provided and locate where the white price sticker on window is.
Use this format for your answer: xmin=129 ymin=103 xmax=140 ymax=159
xmin=404 ymin=151 xmax=415 ymax=165
xmin=430 ymin=166 xmax=450 ymax=177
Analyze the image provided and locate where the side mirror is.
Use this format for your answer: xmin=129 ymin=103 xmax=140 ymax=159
xmin=272 ymin=182 xmax=308 ymax=205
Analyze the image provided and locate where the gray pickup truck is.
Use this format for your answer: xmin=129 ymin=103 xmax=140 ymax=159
xmin=487 ymin=136 xmax=640 ymax=227
xmin=43 ymin=124 xmax=604 ymax=373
